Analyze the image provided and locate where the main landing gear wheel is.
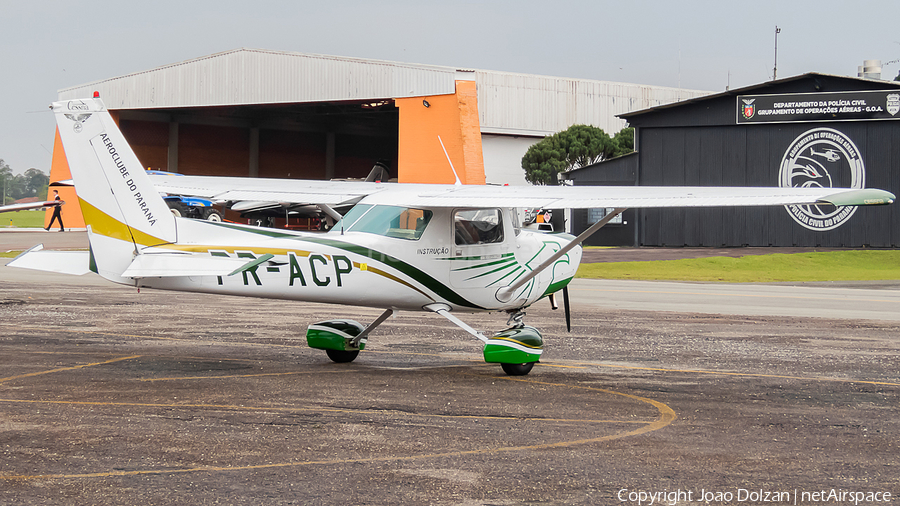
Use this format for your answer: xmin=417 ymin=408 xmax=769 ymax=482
xmin=325 ymin=349 xmax=360 ymax=363
xmin=501 ymin=362 xmax=534 ymax=376
xmin=202 ymin=208 xmax=223 ymax=222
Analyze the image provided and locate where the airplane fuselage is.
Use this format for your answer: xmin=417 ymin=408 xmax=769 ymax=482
xmin=120 ymin=206 xmax=581 ymax=313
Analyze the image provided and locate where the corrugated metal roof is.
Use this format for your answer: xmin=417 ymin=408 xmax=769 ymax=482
xmin=618 ymin=72 xmax=900 ymax=119
xmin=474 ymin=70 xmax=710 ymax=136
xmin=58 ymin=49 xmax=459 ymax=109
xmin=58 ymin=48 xmax=712 ymax=134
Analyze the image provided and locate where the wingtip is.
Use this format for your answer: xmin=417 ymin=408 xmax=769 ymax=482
xmin=819 ymin=189 xmax=896 ymax=207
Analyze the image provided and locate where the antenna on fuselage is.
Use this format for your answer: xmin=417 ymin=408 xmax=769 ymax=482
xmin=437 ymin=136 xmax=462 ymax=186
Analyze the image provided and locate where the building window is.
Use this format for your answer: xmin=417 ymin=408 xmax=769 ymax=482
xmin=587 ymin=208 xmax=623 ymax=225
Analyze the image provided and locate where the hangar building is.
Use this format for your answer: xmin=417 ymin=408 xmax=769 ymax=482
xmin=49 ymin=48 xmax=708 ymax=228
xmin=566 ymin=73 xmax=900 ymax=248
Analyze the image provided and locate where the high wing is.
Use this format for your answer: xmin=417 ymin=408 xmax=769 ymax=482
xmin=0 ymin=200 xmax=63 ymax=214
xmin=147 ymin=173 xmax=895 ymax=210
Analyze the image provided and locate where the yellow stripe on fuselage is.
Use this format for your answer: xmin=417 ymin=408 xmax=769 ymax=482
xmin=79 ymin=199 xmax=168 ymax=246
xmin=77 ymin=204 xmax=437 ymax=302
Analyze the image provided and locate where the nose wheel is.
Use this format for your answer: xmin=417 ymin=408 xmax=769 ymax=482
xmin=500 ymin=362 xmax=535 ymax=376
xmin=325 ymin=349 xmax=360 ymax=363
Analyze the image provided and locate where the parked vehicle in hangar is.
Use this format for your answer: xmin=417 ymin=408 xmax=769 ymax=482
xmin=146 ymin=170 xmax=224 ymax=222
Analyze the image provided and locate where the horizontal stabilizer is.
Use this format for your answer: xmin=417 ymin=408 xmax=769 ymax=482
xmin=121 ymin=252 xmax=251 ymax=278
xmin=7 ymin=244 xmax=92 ymax=275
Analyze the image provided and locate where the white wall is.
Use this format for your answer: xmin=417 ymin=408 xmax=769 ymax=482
xmin=481 ymin=134 xmax=543 ymax=186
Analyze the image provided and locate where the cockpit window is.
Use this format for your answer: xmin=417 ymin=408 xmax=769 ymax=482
xmin=454 ymin=209 xmax=504 ymax=245
xmin=344 ymin=205 xmax=432 ymax=240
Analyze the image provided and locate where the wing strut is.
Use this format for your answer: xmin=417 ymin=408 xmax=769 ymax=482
xmin=316 ymin=204 xmax=343 ymax=222
xmin=350 ymin=308 xmax=395 ymax=347
xmin=425 ymin=303 xmax=489 ymax=342
xmin=496 ymin=207 xmax=627 ymax=303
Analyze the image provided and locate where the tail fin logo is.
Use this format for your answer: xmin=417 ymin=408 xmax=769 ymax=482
xmin=66 ymin=100 xmax=90 ymax=111
xmin=64 ymin=112 xmax=92 ymax=133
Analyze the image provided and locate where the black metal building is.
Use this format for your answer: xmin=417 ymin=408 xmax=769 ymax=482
xmin=567 ymin=73 xmax=900 ymax=247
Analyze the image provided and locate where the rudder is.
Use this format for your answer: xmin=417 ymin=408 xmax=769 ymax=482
xmin=51 ymin=97 xmax=176 ymax=246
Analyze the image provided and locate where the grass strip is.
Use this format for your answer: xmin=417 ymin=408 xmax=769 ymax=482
xmin=2 ymin=210 xmax=47 ymax=228
xmin=576 ymin=250 xmax=900 ymax=282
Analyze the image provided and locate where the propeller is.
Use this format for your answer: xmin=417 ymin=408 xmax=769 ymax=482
xmin=549 ymin=288 xmax=572 ymax=332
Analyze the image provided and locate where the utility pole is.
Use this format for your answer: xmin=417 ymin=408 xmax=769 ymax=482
xmin=773 ymin=26 xmax=781 ymax=80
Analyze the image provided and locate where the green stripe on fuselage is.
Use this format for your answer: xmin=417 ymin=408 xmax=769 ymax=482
xmin=201 ymin=222 xmax=483 ymax=309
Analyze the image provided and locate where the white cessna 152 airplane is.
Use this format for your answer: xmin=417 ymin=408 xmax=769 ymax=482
xmin=9 ymin=97 xmax=895 ymax=375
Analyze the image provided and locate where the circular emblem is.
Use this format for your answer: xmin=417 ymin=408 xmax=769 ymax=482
xmin=73 ymin=122 xmax=83 ymax=133
xmin=778 ymin=127 xmax=864 ymax=231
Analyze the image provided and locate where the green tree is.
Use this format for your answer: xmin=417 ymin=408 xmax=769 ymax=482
xmin=23 ymin=167 xmax=50 ymax=198
xmin=0 ymin=162 xmax=50 ymax=203
xmin=521 ymin=125 xmax=634 ymax=185
xmin=521 ymin=135 xmax=568 ymax=186
xmin=611 ymin=127 xmax=635 ymax=158
xmin=0 ymin=159 xmax=12 ymax=205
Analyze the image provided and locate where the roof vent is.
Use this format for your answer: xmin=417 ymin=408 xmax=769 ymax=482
xmin=858 ymin=59 xmax=882 ymax=80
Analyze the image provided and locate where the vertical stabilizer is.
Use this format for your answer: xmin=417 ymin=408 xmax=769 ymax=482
xmin=51 ymin=98 xmax=176 ymax=246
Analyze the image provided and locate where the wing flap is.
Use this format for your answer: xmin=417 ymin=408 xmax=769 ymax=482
xmin=148 ymin=174 xmax=380 ymax=207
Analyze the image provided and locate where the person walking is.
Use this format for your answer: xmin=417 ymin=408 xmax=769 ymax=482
xmin=46 ymin=190 xmax=64 ymax=232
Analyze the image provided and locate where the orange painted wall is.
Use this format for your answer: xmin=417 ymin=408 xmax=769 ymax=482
xmin=396 ymin=80 xmax=485 ymax=185
xmin=44 ymin=128 xmax=85 ymax=229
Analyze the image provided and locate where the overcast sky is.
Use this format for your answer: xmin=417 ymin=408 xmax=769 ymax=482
xmin=2 ymin=0 xmax=898 ymax=174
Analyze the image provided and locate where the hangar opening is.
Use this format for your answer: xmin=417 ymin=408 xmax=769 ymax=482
xmin=116 ymin=100 xmax=399 ymax=180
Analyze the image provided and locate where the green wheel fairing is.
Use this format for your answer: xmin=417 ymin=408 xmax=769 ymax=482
xmin=203 ymin=222 xmax=484 ymax=310
xmin=307 ymin=319 xmax=367 ymax=351
xmin=483 ymin=326 xmax=543 ymax=364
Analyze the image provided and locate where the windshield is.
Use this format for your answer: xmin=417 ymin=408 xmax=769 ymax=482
xmin=333 ymin=204 xmax=372 ymax=232
xmin=338 ymin=205 xmax=432 ymax=240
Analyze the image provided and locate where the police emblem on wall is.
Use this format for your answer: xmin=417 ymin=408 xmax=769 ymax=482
xmin=741 ymin=98 xmax=756 ymax=119
xmin=778 ymin=127 xmax=865 ymax=231
xmin=887 ymin=93 xmax=900 ymax=116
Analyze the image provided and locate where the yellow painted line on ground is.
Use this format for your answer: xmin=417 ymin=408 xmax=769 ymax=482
xmin=537 ymin=363 xmax=588 ymax=369
xmin=6 ymin=323 xmax=892 ymax=387
xmin=140 ymin=369 xmax=347 ymax=382
xmin=0 ymin=355 xmax=140 ymax=383
xmin=0 ymin=324 xmax=303 ymax=349
xmin=571 ymin=286 xmax=900 ymax=304
xmin=551 ymin=361 xmax=900 ymax=388
xmin=0 ymin=396 xmax=651 ymax=426
xmin=0 ymin=375 xmax=673 ymax=482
